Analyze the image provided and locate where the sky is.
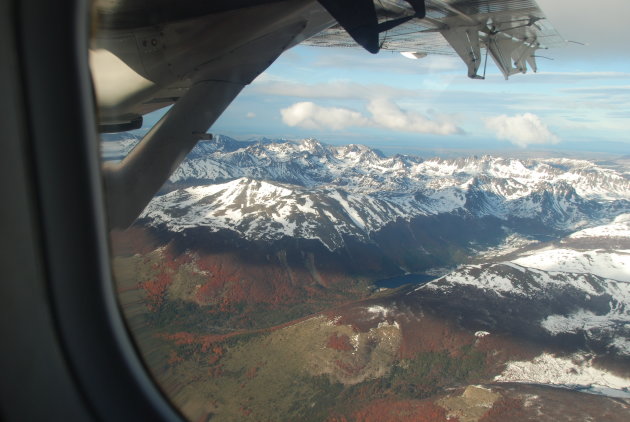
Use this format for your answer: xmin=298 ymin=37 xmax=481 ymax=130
xmin=155 ymin=0 xmax=630 ymax=158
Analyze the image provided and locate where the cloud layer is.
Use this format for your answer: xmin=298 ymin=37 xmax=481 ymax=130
xmin=281 ymin=99 xmax=461 ymax=135
xmin=280 ymin=102 xmax=370 ymax=130
xmin=485 ymin=113 xmax=559 ymax=147
xmin=367 ymin=99 xmax=461 ymax=135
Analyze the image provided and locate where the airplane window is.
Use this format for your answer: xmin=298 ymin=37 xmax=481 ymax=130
xmin=92 ymin=1 xmax=630 ymax=421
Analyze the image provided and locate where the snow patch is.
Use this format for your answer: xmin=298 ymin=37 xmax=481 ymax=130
xmin=570 ymin=213 xmax=630 ymax=239
xmin=611 ymin=337 xmax=630 ymax=356
xmin=513 ymin=248 xmax=630 ymax=282
xmin=326 ymin=316 xmax=342 ymax=326
xmin=495 ymin=353 xmax=630 ymax=397
xmin=541 ymin=309 xmax=630 ymax=355
xmin=366 ymin=305 xmax=393 ymax=318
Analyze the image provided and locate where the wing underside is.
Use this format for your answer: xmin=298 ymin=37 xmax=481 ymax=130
xmin=304 ymin=0 xmax=564 ymax=79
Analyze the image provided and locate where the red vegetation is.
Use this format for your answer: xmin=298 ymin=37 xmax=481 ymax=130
xmin=326 ymin=334 xmax=354 ymax=351
xmin=479 ymin=397 xmax=526 ymax=422
xmin=397 ymin=313 xmax=473 ymax=359
xmin=140 ymin=271 xmax=172 ymax=311
xmin=191 ymin=251 xmax=360 ymax=311
xmin=159 ymin=331 xmax=230 ymax=373
xmin=113 ymin=227 xmax=370 ymax=318
xmin=329 ymin=400 xmax=455 ymax=422
xmin=137 ymin=245 xmax=195 ymax=311
xmin=194 ymin=253 xmax=304 ymax=307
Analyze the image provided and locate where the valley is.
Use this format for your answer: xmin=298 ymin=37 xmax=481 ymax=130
xmin=106 ymin=135 xmax=630 ymax=421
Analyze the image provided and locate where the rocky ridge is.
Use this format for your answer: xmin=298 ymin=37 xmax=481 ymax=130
xmin=100 ymin=135 xmax=630 ymax=250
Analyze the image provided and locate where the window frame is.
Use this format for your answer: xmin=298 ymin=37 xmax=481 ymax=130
xmin=0 ymin=0 xmax=184 ymax=420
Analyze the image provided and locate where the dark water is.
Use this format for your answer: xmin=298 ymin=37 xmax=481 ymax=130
xmin=375 ymin=273 xmax=436 ymax=289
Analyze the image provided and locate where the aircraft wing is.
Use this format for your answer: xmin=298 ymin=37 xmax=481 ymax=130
xmin=90 ymin=0 xmax=563 ymax=229
xmin=304 ymin=0 xmax=564 ymax=79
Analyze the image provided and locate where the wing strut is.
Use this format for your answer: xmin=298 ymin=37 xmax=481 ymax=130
xmin=102 ymin=19 xmax=309 ymax=228
xmin=102 ymin=80 xmax=244 ymax=229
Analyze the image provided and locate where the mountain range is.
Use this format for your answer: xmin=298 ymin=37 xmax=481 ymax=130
xmin=105 ymin=134 xmax=630 ymax=421
xmin=107 ymin=136 xmax=630 ymax=251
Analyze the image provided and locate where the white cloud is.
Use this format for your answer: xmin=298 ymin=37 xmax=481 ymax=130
xmin=280 ymin=102 xmax=369 ymax=130
xmin=367 ymin=99 xmax=462 ymax=135
xmin=280 ymin=99 xmax=462 ymax=135
xmin=485 ymin=113 xmax=560 ymax=147
xmin=246 ymin=112 xmax=256 ymax=118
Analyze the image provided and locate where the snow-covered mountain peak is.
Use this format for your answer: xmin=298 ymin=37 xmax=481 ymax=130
xmin=103 ymin=135 xmax=630 ymax=200
xmin=131 ymin=136 xmax=630 ymax=249
xmin=298 ymin=137 xmax=326 ymax=153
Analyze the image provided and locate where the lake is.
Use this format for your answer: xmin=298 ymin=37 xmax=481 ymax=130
xmin=374 ymin=273 xmax=436 ymax=289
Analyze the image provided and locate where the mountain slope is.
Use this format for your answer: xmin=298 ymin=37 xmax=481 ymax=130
xmin=135 ymin=137 xmax=630 ymax=251
xmin=414 ymin=216 xmax=630 ymax=358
